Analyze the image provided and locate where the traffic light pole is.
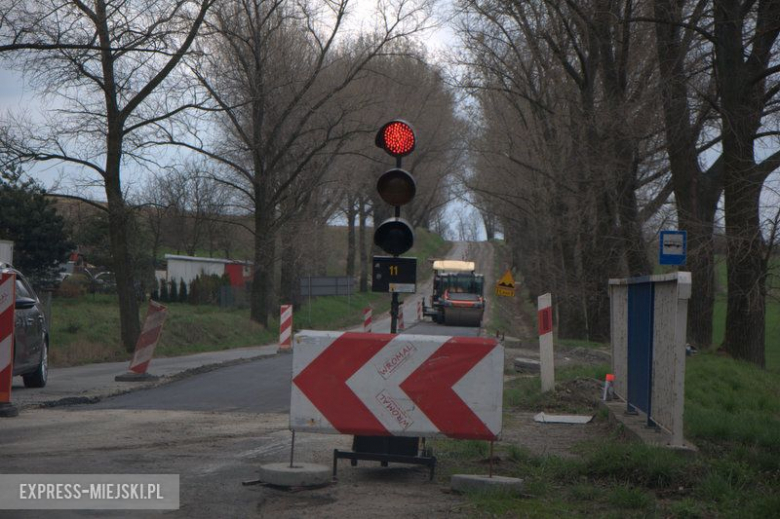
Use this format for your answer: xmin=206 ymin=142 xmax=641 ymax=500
xmin=348 ymin=119 xmax=435 ymax=478
xmin=390 ymin=293 xmax=399 ymax=334
xmin=389 ymin=156 xmax=403 ymax=335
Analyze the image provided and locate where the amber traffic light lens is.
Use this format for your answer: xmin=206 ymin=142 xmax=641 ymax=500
xmin=377 ymin=168 xmax=416 ymax=206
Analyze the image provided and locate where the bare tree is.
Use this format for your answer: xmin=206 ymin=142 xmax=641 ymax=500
xmin=713 ymin=0 xmax=780 ymax=366
xmin=0 ymin=0 xmax=214 ymax=351
xmin=456 ymin=0 xmax=667 ymax=340
xmin=153 ymin=0 xmax=434 ymax=326
xmin=651 ymin=0 xmax=723 ymax=348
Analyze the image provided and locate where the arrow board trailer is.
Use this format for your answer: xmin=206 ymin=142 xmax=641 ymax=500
xmin=290 ymin=331 xmax=503 ymax=440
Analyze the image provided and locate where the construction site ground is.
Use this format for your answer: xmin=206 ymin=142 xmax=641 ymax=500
xmin=1 ymin=241 xmax=613 ymax=519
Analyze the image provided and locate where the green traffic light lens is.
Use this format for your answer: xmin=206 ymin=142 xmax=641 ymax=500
xmin=374 ymin=218 xmax=414 ymax=256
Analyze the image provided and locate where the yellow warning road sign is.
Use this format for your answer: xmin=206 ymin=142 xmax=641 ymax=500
xmin=496 ymin=269 xmax=516 ymax=297
xmin=495 ymin=285 xmax=515 ymax=297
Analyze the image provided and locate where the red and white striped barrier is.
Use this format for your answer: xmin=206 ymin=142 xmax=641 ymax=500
xmin=0 ymin=272 xmax=18 ymax=417
xmin=279 ymin=304 xmax=293 ymax=352
xmin=291 ymin=331 xmax=503 ymax=439
xmin=128 ymin=301 xmax=168 ymax=374
xmin=417 ymin=300 xmax=422 ymax=321
xmin=538 ymin=293 xmax=554 ymax=392
xmin=363 ymin=307 xmax=372 ymax=333
xmin=398 ymin=305 xmax=405 ymax=331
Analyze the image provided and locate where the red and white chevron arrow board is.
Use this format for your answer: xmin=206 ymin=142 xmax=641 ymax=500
xmin=290 ymin=331 xmax=503 ymax=440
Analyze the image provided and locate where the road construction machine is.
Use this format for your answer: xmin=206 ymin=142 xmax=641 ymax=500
xmin=422 ymin=260 xmax=485 ymax=327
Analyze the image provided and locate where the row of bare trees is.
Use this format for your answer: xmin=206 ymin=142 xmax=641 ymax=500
xmin=0 ymin=0 xmax=459 ymax=350
xmin=456 ymin=0 xmax=780 ymax=366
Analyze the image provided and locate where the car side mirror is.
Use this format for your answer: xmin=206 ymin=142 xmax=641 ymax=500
xmin=15 ymin=297 xmax=36 ymax=310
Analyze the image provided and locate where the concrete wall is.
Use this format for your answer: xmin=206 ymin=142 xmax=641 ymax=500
xmin=609 ymin=284 xmax=629 ymax=399
xmin=608 ymin=272 xmax=691 ymax=446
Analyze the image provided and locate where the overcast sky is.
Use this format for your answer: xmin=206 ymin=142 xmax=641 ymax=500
xmin=1 ymin=1 xmax=777 ymax=242
xmin=0 ymin=0 xmax=459 ymax=190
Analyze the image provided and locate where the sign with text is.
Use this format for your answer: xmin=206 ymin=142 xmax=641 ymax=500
xmin=371 ymin=256 xmax=417 ymax=293
xmin=659 ymin=230 xmax=687 ymax=265
xmin=291 ymin=331 xmax=503 ymax=440
xmin=495 ymin=269 xmax=516 ymax=297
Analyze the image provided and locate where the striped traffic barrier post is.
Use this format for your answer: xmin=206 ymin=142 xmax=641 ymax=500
xmin=279 ymin=305 xmax=293 ymax=353
xmin=115 ymin=301 xmax=168 ymax=382
xmin=398 ymin=305 xmax=405 ymax=332
xmin=538 ymin=293 xmax=554 ymax=393
xmin=363 ymin=307 xmax=372 ymax=333
xmin=0 ymin=272 xmax=18 ymax=417
xmin=417 ymin=300 xmax=422 ymax=321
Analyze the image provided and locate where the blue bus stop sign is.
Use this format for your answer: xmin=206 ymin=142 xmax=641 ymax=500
xmin=659 ymin=230 xmax=687 ymax=265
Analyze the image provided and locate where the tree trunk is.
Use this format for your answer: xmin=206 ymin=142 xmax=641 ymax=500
xmin=251 ymin=183 xmax=275 ymax=328
xmin=279 ymin=221 xmax=298 ymax=306
xmin=481 ymin=209 xmax=496 ymax=240
xmin=345 ymin=200 xmax=356 ymax=278
xmin=654 ymin=0 xmax=722 ymax=348
xmin=714 ymin=0 xmax=775 ymax=366
xmin=722 ymin=167 xmax=766 ymax=366
xmin=616 ymin=159 xmax=651 ymax=276
xmin=104 ymin=152 xmax=140 ymax=353
xmin=359 ymin=201 xmax=368 ymax=292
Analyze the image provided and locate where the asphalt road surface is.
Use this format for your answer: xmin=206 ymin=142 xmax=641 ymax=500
xmin=84 ymin=354 xmax=293 ymax=413
xmin=83 ymin=320 xmax=481 ymax=414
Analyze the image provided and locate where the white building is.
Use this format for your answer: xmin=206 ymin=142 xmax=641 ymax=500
xmin=158 ymin=254 xmax=253 ymax=288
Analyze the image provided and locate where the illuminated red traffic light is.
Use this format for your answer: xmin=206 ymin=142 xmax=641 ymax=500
xmin=375 ymin=120 xmax=416 ymax=157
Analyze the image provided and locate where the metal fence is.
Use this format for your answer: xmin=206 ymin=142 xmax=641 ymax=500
xmin=299 ymin=276 xmax=355 ymax=297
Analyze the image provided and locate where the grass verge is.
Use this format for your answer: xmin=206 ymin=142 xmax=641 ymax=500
xmin=432 ymin=351 xmax=779 ymax=517
xmin=49 ymin=228 xmax=451 ymax=366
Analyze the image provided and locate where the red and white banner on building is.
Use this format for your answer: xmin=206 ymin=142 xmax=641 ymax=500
xmin=291 ymin=331 xmax=503 ymax=440
xmin=279 ymin=305 xmax=293 ymax=352
xmin=362 ymin=307 xmax=372 ymax=333
xmin=0 ymin=273 xmax=16 ymax=405
xmin=128 ymin=301 xmax=168 ymax=374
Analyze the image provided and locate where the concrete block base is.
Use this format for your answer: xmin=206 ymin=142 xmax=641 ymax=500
xmin=114 ymin=372 xmax=160 ymax=382
xmin=601 ymin=401 xmax=697 ymax=453
xmin=0 ymin=403 xmax=19 ymax=418
xmin=451 ymin=474 xmax=524 ymax=494
xmin=258 ymin=463 xmax=331 ymax=488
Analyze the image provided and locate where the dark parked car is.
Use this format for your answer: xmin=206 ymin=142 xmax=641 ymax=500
xmin=1 ymin=264 xmax=48 ymax=387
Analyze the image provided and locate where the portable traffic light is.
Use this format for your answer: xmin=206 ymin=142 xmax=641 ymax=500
xmin=375 ymin=120 xmax=416 ymax=157
xmin=373 ymin=119 xmax=417 ymax=258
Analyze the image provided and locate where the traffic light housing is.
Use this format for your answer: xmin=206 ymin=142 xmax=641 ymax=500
xmin=373 ymin=119 xmax=417 ymax=258
xmin=374 ymin=217 xmax=415 ymax=256
xmin=375 ymin=120 xmax=416 ymax=157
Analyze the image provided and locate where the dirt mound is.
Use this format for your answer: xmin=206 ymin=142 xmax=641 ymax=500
xmin=560 ymin=346 xmax=611 ymax=366
xmin=548 ymin=377 xmax=603 ymax=413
